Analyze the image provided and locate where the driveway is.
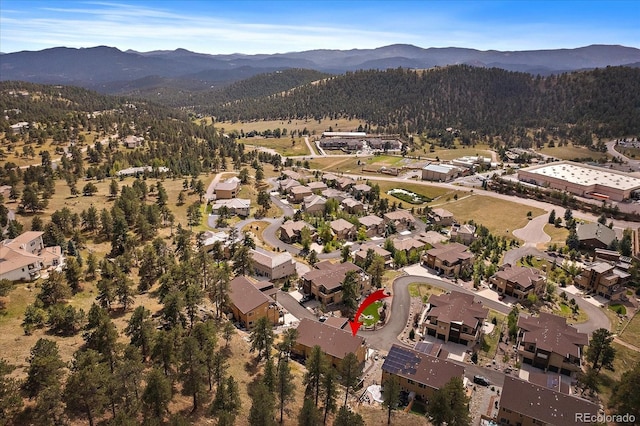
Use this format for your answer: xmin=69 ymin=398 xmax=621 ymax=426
xmin=275 ymin=290 xmax=316 ymax=322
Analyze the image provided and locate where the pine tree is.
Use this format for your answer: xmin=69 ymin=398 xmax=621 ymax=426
xmin=339 ymin=352 xmax=362 ymax=407
xmin=304 ymin=345 xmax=326 ymax=406
xmin=382 ymin=375 xmax=401 ymax=425
xmin=276 ymin=359 xmax=296 ymax=423
xmin=249 ymin=382 xmax=276 ymax=426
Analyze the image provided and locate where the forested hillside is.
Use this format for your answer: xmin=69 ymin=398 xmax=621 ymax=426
xmin=207 ymin=65 xmax=640 ymax=139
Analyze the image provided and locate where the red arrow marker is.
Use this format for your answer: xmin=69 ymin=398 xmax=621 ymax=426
xmin=348 ymin=289 xmax=390 ymax=336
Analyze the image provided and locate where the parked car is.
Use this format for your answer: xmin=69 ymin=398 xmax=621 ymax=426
xmin=473 ymin=375 xmax=491 ymax=386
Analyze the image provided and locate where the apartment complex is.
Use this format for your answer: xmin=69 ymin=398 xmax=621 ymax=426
xmin=490 ymin=265 xmax=546 ymax=301
xmin=516 ymin=312 xmax=588 ymax=375
xmin=293 ymin=318 xmax=367 ymax=367
xmin=422 ymin=242 xmax=474 ymax=277
xmin=300 ymin=261 xmax=370 ymax=306
xmin=423 ymin=291 xmax=488 ymax=347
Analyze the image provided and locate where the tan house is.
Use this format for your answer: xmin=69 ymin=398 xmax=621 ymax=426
xmin=490 ymin=265 xmax=545 ymax=301
xmin=228 ymin=276 xmax=281 ymax=329
xmin=302 ymin=194 xmax=326 ymax=215
xmin=123 ymin=135 xmax=144 ymax=149
xmin=449 ymin=223 xmax=476 ymax=245
xmin=321 ymin=188 xmax=348 ymax=202
xmin=281 ymin=170 xmax=304 ymax=181
xmin=307 ymin=181 xmax=328 ymax=193
xmin=423 ymin=291 xmax=488 ymax=347
xmin=341 ymin=197 xmax=364 ymax=214
xmin=330 ymin=218 xmax=356 ymax=241
xmin=211 ymin=198 xmax=251 ymax=217
xmin=279 ymin=220 xmax=315 ymax=244
xmin=0 ymin=232 xmax=63 ymax=282
xmin=250 ymin=249 xmax=297 ymax=280
xmin=391 ymin=237 xmax=425 ymax=254
xmin=498 ymin=377 xmax=598 ymax=426
xmin=214 ymin=179 xmax=240 ymax=200
xmin=336 ymin=177 xmax=356 ymax=191
xmin=430 ymin=208 xmax=455 ymax=226
xmin=383 ymin=210 xmax=416 ymax=232
xmin=358 ymin=215 xmax=385 ymax=237
xmin=381 ymin=344 xmax=465 ymax=401
xmin=289 ymin=185 xmax=313 ymax=202
xmin=354 ymin=243 xmax=393 ymax=267
xmin=351 ymin=183 xmax=371 ymax=197
xmin=422 ymin=242 xmax=474 ymax=277
xmin=574 ymin=261 xmax=628 ymax=300
xmin=516 ymin=312 xmax=588 ymax=375
xmin=293 ymin=318 xmax=367 ymax=368
xmin=301 ymin=261 xmax=370 ymax=306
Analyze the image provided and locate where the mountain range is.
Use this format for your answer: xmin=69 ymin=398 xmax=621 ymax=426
xmin=1 ymin=44 xmax=639 ymax=94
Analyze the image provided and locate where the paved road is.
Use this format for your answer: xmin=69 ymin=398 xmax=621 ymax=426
xmin=502 ymin=246 xmax=554 ymax=266
xmin=303 ymin=136 xmax=318 ymax=156
xmin=558 ymin=289 xmax=611 ymax=335
xmin=606 ymin=141 xmax=640 ymax=172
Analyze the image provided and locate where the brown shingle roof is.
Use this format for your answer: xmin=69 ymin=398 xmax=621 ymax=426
xmin=330 ymin=218 xmax=355 ymax=233
xmin=382 ymin=345 xmax=464 ymax=390
xmin=358 ymin=215 xmax=383 ymax=227
xmin=383 ymin=210 xmax=416 ymax=222
xmin=392 ymin=237 xmax=424 ymax=252
xmin=517 ymin=312 xmax=588 ymax=358
xmin=296 ymin=318 xmax=364 ymax=360
xmin=303 ymin=261 xmax=362 ymax=291
xmin=427 ymin=291 xmax=488 ymax=329
xmin=229 ymin=276 xmax=272 ymax=314
xmin=426 ymin=242 xmax=473 ymax=264
xmin=493 ymin=265 xmax=544 ymax=290
xmin=500 ymin=377 xmax=597 ymax=425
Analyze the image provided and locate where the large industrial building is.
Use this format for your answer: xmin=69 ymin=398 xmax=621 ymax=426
xmin=518 ymin=161 xmax=640 ymax=201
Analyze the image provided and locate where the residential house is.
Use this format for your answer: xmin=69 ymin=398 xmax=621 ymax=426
xmin=279 ymin=178 xmax=301 ymax=193
xmin=449 ymin=223 xmax=476 ymax=245
xmin=214 ymin=179 xmax=240 ymax=200
xmin=498 ymin=377 xmax=598 ymax=426
xmin=516 ymin=312 xmax=588 ymax=375
xmin=429 ymin=208 xmax=455 ymax=226
xmin=330 ymin=218 xmax=356 ymax=241
xmin=321 ymin=188 xmax=348 ymax=202
xmin=383 ymin=210 xmax=416 ymax=232
xmin=123 ymin=135 xmax=144 ymax=149
xmin=301 ymin=261 xmax=370 ymax=306
xmin=354 ymin=243 xmax=393 ymax=268
xmin=281 ymin=170 xmax=304 ymax=181
xmin=490 ymin=265 xmax=546 ymax=301
xmin=341 ymin=197 xmax=364 ymax=214
xmin=358 ymin=215 xmax=385 ymax=238
xmin=228 ymin=276 xmax=281 ymax=329
xmin=422 ymin=242 xmax=474 ymax=277
xmin=293 ymin=318 xmax=367 ymax=367
xmin=278 ymin=220 xmax=315 ymax=244
xmin=289 ymin=185 xmax=313 ymax=202
xmin=211 ymin=198 xmax=251 ymax=217
xmin=351 ymin=183 xmax=371 ymax=198
xmin=302 ymin=194 xmax=326 ymax=215
xmin=391 ymin=237 xmax=425 ymax=254
xmin=422 ymin=163 xmax=463 ymax=182
xmin=9 ymin=121 xmax=29 ymax=134
xmin=0 ymin=232 xmax=63 ymax=282
xmin=336 ymin=177 xmax=356 ymax=191
xmin=322 ymin=173 xmax=339 ymax=186
xmin=307 ymin=181 xmax=328 ymax=193
xmin=416 ymin=231 xmax=448 ymax=246
xmin=574 ymin=261 xmax=628 ymax=301
xmin=250 ymin=249 xmax=297 ymax=280
xmin=576 ymin=222 xmax=616 ymax=250
xmin=423 ymin=291 xmax=488 ymax=347
xmin=381 ymin=345 xmax=465 ymax=402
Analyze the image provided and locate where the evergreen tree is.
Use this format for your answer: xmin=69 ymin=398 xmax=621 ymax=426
xmin=298 ymin=398 xmax=322 ymax=426
xmin=427 ymin=376 xmax=471 ymax=426
xmin=249 ymin=382 xmax=276 ymax=426
xmin=125 ymin=306 xmax=155 ymax=360
xmin=0 ymin=359 xmax=23 ymax=425
xmin=64 ymin=349 xmax=110 ymax=426
xmin=142 ymin=368 xmax=172 ymax=421
xmin=209 ymin=375 xmax=241 ymax=423
xmin=340 ymin=270 xmax=359 ymax=317
xmin=333 ymin=406 xmax=365 ymax=426
xmin=23 ymin=338 xmax=65 ymax=399
xmin=304 ymin=345 xmax=326 ymax=406
xmin=276 ymin=359 xmax=296 ymax=423
xmin=339 ymin=352 xmax=362 ymax=407
xmin=382 ymin=374 xmax=401 ymax=425
xmin=609 ymin=362 xmax=640 ymax=421
xmin=249 ymin=316 xmax=275 ymax=361
xmin=586 ymin=328 xmax=616 ymax=372
xmin=321 ymin=367 xmax=338 ymax=424
xmin=179 ymin=336 xmax=208 ymax=412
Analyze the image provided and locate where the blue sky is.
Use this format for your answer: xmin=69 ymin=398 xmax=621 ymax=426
xmin=1 ymin=1 xmax=638 ymax=54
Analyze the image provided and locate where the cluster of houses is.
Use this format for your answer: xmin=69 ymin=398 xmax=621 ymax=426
xmin=0 ymin=231 xmax=64 ymax=282
xmin=318 ymin=132 xmax=403 ymax=153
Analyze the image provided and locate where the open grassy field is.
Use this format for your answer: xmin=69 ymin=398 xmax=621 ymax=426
xmin=245 ymin=136 xmax=311 ymax=156
xmin=542 ymin=223 xmax=569 ymax=248
xmin=538 ymin=145 xmax=609 ymax=161
xmin=375 ymin=180 xmax=461 ymax=208
xmin=619 ymin=311 xmax=640 ymax=346
xmin=597 ymin=342 xmax=640 ymax=408
xmin=215 ymin=117 xmax=366 ymax=136
xmin=437 ymin=194 xmax=545 ymax=239
xmin=408 ymin=282 xmax=445 ymax=302
xmin=617 ymin=146 xmax=640 ymax=159
xmin=425 ymin=145 xmax=495 ymax=161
